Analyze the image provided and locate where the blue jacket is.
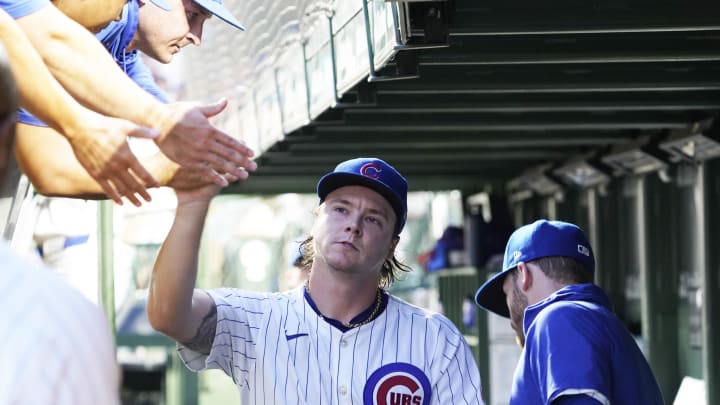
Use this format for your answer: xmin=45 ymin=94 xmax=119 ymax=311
xmin=511 ymin=284 xmax=664 ymax=405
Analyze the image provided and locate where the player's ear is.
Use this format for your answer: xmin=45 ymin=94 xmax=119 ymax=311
xmin=516 ymin=262 xmax=533 ymax=292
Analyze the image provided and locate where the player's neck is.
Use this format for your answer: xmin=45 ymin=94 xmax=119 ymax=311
xmin=306 ymin=269 xmax=379 ymax=325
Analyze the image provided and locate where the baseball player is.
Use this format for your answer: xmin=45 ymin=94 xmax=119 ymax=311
xmin=148 ymin=157 xmax=486 ymax=404
xmin=474 ymin=219 xmax=663 ymax=405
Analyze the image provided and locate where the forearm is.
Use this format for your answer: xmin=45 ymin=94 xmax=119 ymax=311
xmin=148 ymin=198 xmax=212 ymax=341
xmin=13 ymin=4 xmax=171 ymax=129
xmin=0 ymin=8 xmax=96 ymax=141
xmin=14 ymin=124 xmax=104 ymax=198
xmin=15 ymin=124 xmax=184 ymax=198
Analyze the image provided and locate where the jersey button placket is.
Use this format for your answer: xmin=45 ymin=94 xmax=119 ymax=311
xmin=339 ymin=385 xmax=348 ymax=396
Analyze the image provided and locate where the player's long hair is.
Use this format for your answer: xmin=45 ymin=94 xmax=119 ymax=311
xmin=297 ymin=236 xmax=411 ymax=288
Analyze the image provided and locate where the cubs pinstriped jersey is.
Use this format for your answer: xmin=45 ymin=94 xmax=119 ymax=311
xmin=0 ymin=242 xmax=120 ymax=404
xmin=179 ymin=285 xmax=485 ymax=405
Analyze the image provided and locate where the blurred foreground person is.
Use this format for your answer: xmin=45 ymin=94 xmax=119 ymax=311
xmin=0 ymin=42 xmax=119 ymax=405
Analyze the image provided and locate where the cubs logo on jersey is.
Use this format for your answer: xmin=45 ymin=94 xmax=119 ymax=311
xmin=363 ymin=363 xmax=431 ymax=405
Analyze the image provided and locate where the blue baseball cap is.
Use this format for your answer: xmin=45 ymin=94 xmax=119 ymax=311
xmin=317 ymin=158 xmax=408 ymax=234
xmin=150 ymin=0 xmax=245 ymax=31
xmin=474 ymin=219 xmax=595 ymax=317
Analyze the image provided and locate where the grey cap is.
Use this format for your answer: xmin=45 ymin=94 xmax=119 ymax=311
xmin=149 ymin=0 xmax=245 ymax=31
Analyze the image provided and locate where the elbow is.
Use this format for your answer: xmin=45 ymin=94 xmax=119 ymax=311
xmin=146 ymin=299 xmax=177 ymax=337
xmin=146 ymin=293 xmax=192 ymax=341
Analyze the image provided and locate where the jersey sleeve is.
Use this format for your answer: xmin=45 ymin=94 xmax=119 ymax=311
xmin=430 ymin=316 xmax=486 ymax=405
xmin=0 ymin=0 xmax=49 ymax=19
xmin=526 ymin=302 xmax=612 ymax=405
xmin=17 ymin=107 xmax=49 ymax=127
xmin=552 ymin=394 xmax=604 ymax=405
xmin=177 ymin=288 xmax=265 ymax=386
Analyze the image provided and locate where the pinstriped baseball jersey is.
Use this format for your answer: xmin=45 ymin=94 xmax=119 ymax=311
xmin=179 ymin=285 xmax=485 ymax=404
xmin=0 ymin=242 xmax=120 ymax=404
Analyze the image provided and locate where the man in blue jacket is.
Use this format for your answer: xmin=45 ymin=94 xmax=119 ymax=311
xmin=475 ymin=219 xmax=664 ymax=405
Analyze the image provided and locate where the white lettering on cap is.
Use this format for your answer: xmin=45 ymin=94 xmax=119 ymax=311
xmin=578 ymin=245 xmax=590 ymax=256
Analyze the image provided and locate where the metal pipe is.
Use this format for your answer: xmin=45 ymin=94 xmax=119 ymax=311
xmin=98 ymin=200 xmax=115 ymax=343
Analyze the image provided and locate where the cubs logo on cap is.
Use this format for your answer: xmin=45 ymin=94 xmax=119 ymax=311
xmin=474 ymin=219 xmax=595 ymax=318
xmin=317 ymin=158 xmax=408 ymax=234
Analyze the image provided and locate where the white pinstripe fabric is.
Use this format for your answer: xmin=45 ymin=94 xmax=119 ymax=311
xmin=0 ymin=242 xmax=120 ymax=405
xmin=179 ymin=285 xmax=485 ymax=404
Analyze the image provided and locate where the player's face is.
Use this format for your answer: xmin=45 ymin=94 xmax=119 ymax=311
xmin=135 ymin=0 xmax=211 ymax=63
xmin=503 ymin=270 xmax=528 ymax=348
xmin=53 ymin=0 xmax=126 ymax=33
xmin=311 ymin=186 xmax=397 ymax=279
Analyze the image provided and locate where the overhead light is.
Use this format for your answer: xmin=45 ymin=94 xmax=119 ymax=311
xmin=508 ymin=164 xmax=563 ymax=196
xmin=553 ymin=160 xmax=612 ymax=188
xmin=660 ymin=120 xmax=720 ymax=164
xmin=601 ymin=145 xmax=668 ymax=175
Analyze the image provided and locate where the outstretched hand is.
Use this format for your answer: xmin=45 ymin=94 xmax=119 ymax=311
xmin=68 ymin=112 xmax=160 ymax=206
xmin=148 ymin=150 xmax=250 ymax=189
xmin=155 ymin=99 xmax=256 ymax=187
xmin=146 ymin=150 xmax=252 ymax=206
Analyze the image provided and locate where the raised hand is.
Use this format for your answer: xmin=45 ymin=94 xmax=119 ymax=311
xmin=147 ymin=150 xmax=250 ymax=190
xmin=67 ymin=111 xmax=160 ymax=206
xmin=155 ymin=99 xmax=256 ymax=187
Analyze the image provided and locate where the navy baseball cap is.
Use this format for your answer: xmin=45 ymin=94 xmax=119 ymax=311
xmin=474 ymin=219 xmax=595 ymax=318
xmin=317 ymin=158 xmax=408 ymax=234
xmin=150 ymin=0 xmax=245 ymax=31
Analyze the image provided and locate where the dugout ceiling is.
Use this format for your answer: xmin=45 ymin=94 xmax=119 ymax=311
xmin=187 ymin=0 xmax=720 ymax=196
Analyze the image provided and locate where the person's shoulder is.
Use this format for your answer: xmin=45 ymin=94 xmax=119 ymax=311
xmin=387 ymin=294 xmax=465 ymax=337
xmin=0 ymin=242 xmax=107 ymax=330
xmin=1 ymin=242 xmax=56 ymax=295
xmin=94 ymin=2 xmax=135 ymax=55
xmin=205 ymin=287 xmax=299 ymax=309
xmin=531 ymin=297 xmax=604 ymax=335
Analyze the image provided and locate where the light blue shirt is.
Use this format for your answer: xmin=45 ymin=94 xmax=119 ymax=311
xmin=0 ymin=0 xmax=48 ymax=19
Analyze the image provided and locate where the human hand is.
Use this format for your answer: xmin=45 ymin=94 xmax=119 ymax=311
xmin=155 ymin=98 xmax=256 ymax=187
xmin=67 ymin=112 xmax=160 ymax=206
xmin=174 ymin=171 xmax=245 ymax=208
xmin=147 ymin=150 xmax=250 ymax=191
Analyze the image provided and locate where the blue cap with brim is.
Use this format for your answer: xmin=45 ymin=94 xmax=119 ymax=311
xmin=317 ymin=158 xmax=408 ymax=235
xmin=474 ymin=219 xmax=595 ymax=318
xmin=149 ymin=0 xmax=245 ymax=31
